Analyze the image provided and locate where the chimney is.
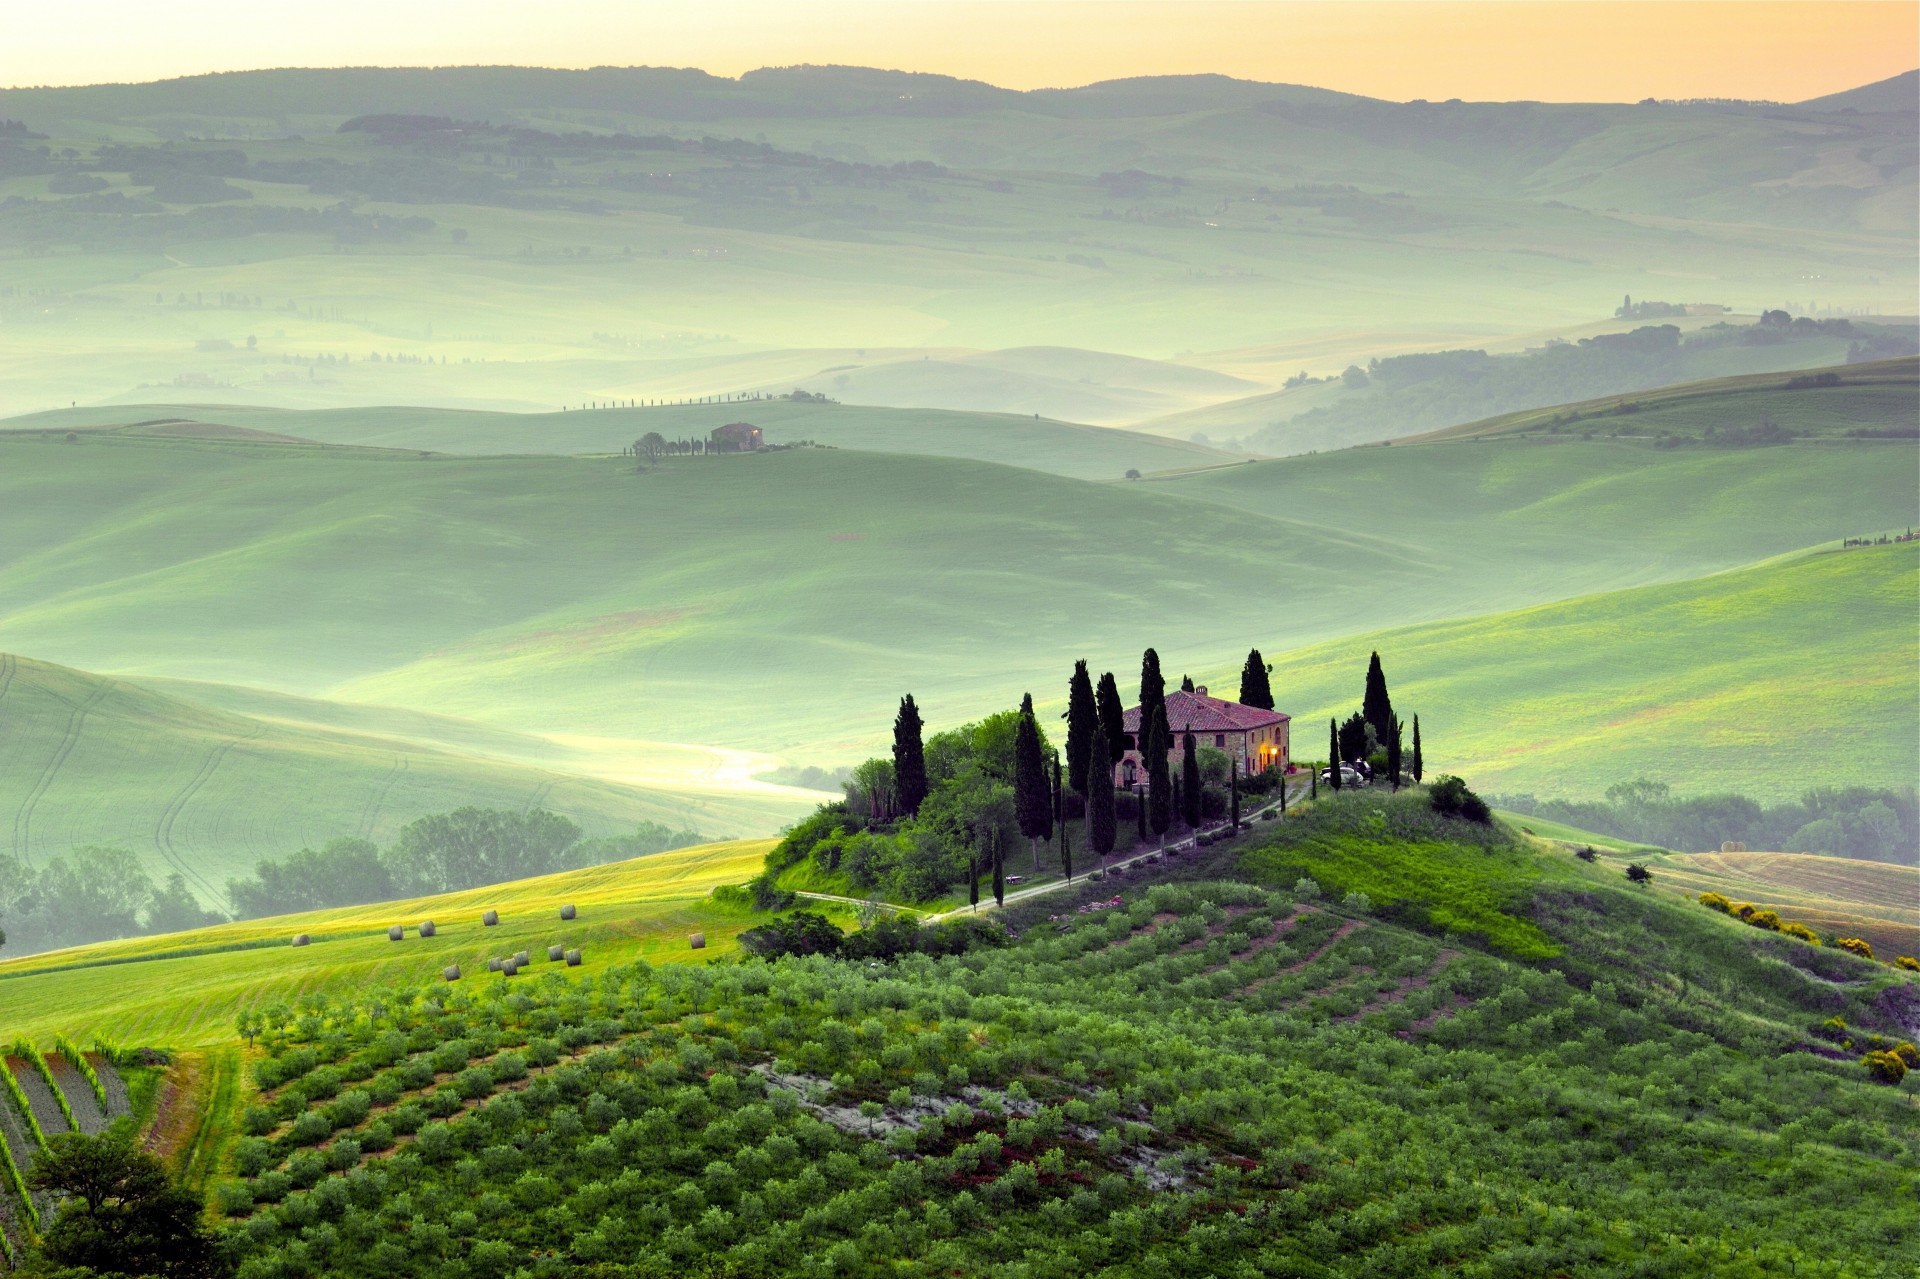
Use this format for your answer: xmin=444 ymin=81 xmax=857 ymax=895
xmin=1195 ymin=685 xmax=1207 ymax=697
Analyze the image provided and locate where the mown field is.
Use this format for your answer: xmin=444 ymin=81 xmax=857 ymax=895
xmin=1629 ymin=850 xmax=1920 ymax=962
xmin=0 ymin=652 xmax=802 ymax=889
xmin=0 ymin=839 xmax=781 ymax=1051
xmin=1222 ymin=543 xmax=1920 ymax=796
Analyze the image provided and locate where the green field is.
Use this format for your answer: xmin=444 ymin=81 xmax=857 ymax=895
xmin=0 ymin=838 xmax=780 ymax=1050
xmin=1233 ymin=543 xmax=1919 ymax=796
xmin=0 ymin=652 xmax=806 ymax=891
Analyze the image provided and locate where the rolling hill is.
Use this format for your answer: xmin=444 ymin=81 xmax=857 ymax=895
xmin=0 ymin=652 xmax=807 ymax=894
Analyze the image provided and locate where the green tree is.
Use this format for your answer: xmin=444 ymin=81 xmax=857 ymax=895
xmin=968 ymin=847 xmax=980 ymax=912
xmin=1146 ymin=704 xmax=1172 ymax=847
xmin=991 ymin=831 xmax=1005 ymax=908
xmin=1338 ymin=711 xmax=1373 ymax=766
xmin=1053 ymin=753 xmax=1072 ymax=883
xmin=1238 ymin=648 xmax=1274 ymax=710
xmin=142 ymin=872 xmax=221 ymax=935
xmin=893 ymin=694 xmax=929 ymax=817
xmin=1065 ymin=660 xmax=1098 ymax=797
xmin=1387 ymin=716 xmax=1403 ymax=791
xmin=1139 ymin=649 xmax=1166 ymax=748
xmin=1095 ymin=671 xmax=1127 ymax=768
xmin=1411 ymin=714 xmax=1424 ymax=783
xmin=1013 ymin=694 xmax=1052 ymax=870
xmin=1181 ymin=729 xmax=1202 ymax=829
xmin=1327 ymin=720 xmax=1343 ymax=791
xmin=1086 ymin=716 xmax=1117 ymax=862
xmin=234 ymin=1009 xmax=261 ymax=1049
xmin=1362 ymin=650 xmax=1394 ymax=749
xmin=27 ymin=1131 xmax=228 ymax=1277
xmin=635 ymin=432 xmax=666 ymax=466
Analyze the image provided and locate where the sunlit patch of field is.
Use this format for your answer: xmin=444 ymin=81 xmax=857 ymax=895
xmin=1630 ymin=849 xmax=1919 ymax=961
xmin=0 ymin=839 xmax=786 ymax=1051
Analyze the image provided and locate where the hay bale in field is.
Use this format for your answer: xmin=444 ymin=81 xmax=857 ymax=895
xmin=548 ymin=945 xmax=565 ymax=962
xmin=688 ymin=932 xmax=706 ymax=950
xmin=443 ymin=965 xmax=461 ymax=982
xmin=565 ymin=949 xmax=582 ymax=967
xmin=419 ymin=920 xmax=436 ymax=937
xmin=559 ymin=904 xmax=576 ymax=920
xmin=388 ymin=925 xmax=405 ymax=942
xmin=487 ymin=957 xmax=503 ymax=972
xmin=482 ymin=910 xmax=499 ymax=927
xmin=290 ymin=934 xmax=310 ymax=947
xmin=513 ymin=951 xmax=529 ymax=967
xmin=502 ymin=961 xmax=519 ymax=977
xmin=1721 ymin=841 xmax=1747 ymax=853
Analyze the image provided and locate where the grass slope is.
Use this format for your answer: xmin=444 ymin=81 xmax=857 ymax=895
xmin=0 ymin=652 xmax=801 ymax=892
xmin=0 ymin=839 xmax=781 ymax=1051
xmin=1239 ymin=543 xmax=1920 ymax=796
xmin=0 ymin=398 xmax=1241 ymax=482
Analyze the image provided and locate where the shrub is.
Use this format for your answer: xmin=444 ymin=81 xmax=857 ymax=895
xmin=1427 ymin=776 xmax=1491 ymax=824
xmin=1625 ymin=863 xmax=1653 ymax=885
xmin=1862 ymin=1051 xmax=1907 ymax=1085
xmin=1698 ymin=892 xmax=1733 ymax=914
xmin=1816 ymin=1018 xmax=1848 ymax=1042
xmin=1780 ymin=922 xmax=1820 ymax=944
xmin=1834 ymin=937 xmax=1875 ymax=960
xmin=1896 ymin=956 xmax=1920 ymax=972
xmin=1745 ymin=910 xmax=1781 ymax=932
xmin=213 ymin=1181 xmax=255 ymax=1216
xmin=1892 ymin=1042 xmax=1920 ymax=1069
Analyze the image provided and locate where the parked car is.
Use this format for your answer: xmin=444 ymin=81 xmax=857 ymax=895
xmin=1320 ymin=765 xmax=1365 ymax=787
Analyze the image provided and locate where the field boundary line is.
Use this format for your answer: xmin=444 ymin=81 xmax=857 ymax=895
xmin=10 ymin=682 xmax=111 ymax=865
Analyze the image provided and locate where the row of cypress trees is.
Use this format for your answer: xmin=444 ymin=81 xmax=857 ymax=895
xmin=1324 ymin=651 xmax=1423 ymax=792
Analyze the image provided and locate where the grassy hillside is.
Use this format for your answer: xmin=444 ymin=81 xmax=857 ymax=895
xmin=0 ymin=839 xmax=779 ymax=1050
xmin=2 ymin=428 xmax=1912 ymax=776
xmin=0 ymin=398 xmax=1241 ymax=481
xmin=1233 ymin=543 xmax=1919 ymax=796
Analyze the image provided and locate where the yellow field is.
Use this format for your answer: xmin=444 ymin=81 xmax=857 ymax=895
xmin=0 ymin=839 xmax=778 ymax=1051
xmin=1634 ymin=850 xmax=1919 ymax=960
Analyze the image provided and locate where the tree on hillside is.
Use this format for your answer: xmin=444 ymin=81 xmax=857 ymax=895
xmin=635 ymin=432 xmax=666 ymax=467
xmin=1327 ymin=719 xmax=1343 ymax=790
xmin=1238 ymin=648 xmax=1274 ymax=710
xmin=1362 ymin=651 xmax=1394 ymax=748
xmin=1095 ymin=671 xmax=1128 ymax=768
xmin=1180 ymin=675 xmax=1195 ymax=692
xmin=1052 ymin=752 xmax=1072 ymax=883
xmin=991 ymin=829 xmax=1006 ymax=907
xmin=1181 ymin=729 xmax=1202 ymax=829
xmin=1338 ymin=712 xmax=1373 ymax=766
xmin=848 ymin=758 xmax=896 ymax=821
xmin=143 ymin=873 xmax=222 ymax=935
xmin=1014 ymin=694 xmax=1052 ymax=871
xmin=28 ymin=1131 xmax=227 ymax=1277
xmin=893 ymin=694 xmax=929 ymax=817
xmin=1086 ymin=719 xmax=1117 ymax=862
xmin=967 ymin=846 xmax=980 ymax=912
xmin=1411 ymin=715 xmax=1424 ymax=783
xmin=1139 ymin=649 xmax=1167 ymax=744
xmin=1065 ymin=660 xmax=1098 ymax=797
xmin=1387 ymin=716 xmax=1404 ymax=791
xmin=1146 ymin=704 xmax=1172 ymax=847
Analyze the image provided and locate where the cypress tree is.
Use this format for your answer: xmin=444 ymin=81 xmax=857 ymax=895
xmin=1139 ymin=649 xmax=1166 ymax=745
xmin=1311 ymin=766 xmax=1317 ymax=800
xmin=968 ymin=847 xmax=979 ymax=912
xmin=992 ymin=831 xmax=1005 ymax=907
xmin=1086 ymin=717 xmax=1117 ymax=862
xmin=1053 ymin=753 xmax=1072 ymax=883
xmin=1327 ymin=718 xmax=1343 ymax=791
xmin=1014 ymin=693 xmax=1051 ymax=871
xmin=893 ymin=694 xmax=929 ymax=817
xmin=1362 ymin=651 xmax=1394 ymax=749
xmin=1135 ymin=779 xmax=1147 ymax=845
xmin=1147 ymin=704 xmax=1172 ymax=846
xmin=1065 ymin=660 xmax=1098 ymax=796
xmin=1180 ymin=674 xmax=1195 ymax=692
xmin=1412 ymin=714 xmax=1424 ymax=783
xmin=1231 ymin=757 xmax=1240 ymax=828
xmin=1181 ymin=729 xmax=1202 ymax=829
xmin=1387 ymin=715 xmax=1403 ymax=791
xmin=1238 ymin=648 xmax=1274 ymax=710
xmin=1095 ymin=671 xmax=1128 ymax=768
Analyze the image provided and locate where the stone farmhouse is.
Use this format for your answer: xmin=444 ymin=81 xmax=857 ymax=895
xmin=1116 ymin=686 xmax=1290 ymax=786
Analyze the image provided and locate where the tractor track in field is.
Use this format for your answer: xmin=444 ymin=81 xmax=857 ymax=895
xmin=155 ymin=726 xmax=265 ymax=902
xmin=10 ymin=681 xmax=111 ymax=865
xmin=357 ymin=754 xmax=409 ymax=841
xmin=0 ymin=652 xmax=16 ymax=706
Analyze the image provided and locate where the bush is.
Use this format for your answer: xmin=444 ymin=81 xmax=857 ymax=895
xmin=1698 ymin=892 xmax=1733 ymax=914
xmin=1862 ymin=1050 xmax=1907 ymax=1085
xmin=1780 ymin=921 xmax=1820 ymax=944
xmin=1427 ymin=776 xmax=1491 ymax=824
xmin=1745 ymin=910 xmax=1781 ymax=931
xmin=1625 ymin=863 xmax=1653 ymax=885
xmin=1897 ymin=955 xmax=1920 ymax=971
xmin=1833 ymin=937 xmax=1875 ymax=960
xmin=1816 ymin=1017 xmax=1848 ymax=1042
xmin=1892 ymin=1042 xmax=1920 ymax=1069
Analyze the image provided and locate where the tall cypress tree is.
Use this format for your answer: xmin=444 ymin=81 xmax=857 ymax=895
xmin=1147 ymin=704 xmax=1172 ymax=846
xmin=1086 ymin=718 xmax=1117 ymax=861
xmin=1139 ymin=649 xmax=1167 ymax=746
xmin=1238 ymin=649 xmax=1274 ymax=710
xmin=893 ymin=694 xmax=929 ymax=817
xmin=968 ymin=847 xmax=980 ymax=912
xmin=1013 ymin=693 xmax=1051 ymax=871
xmin=1411 ymin=715 xmax=1424 ymax=783
xmin=991 ymin=831 xmax=1005 ymax=907
xmin=1095 ymin=671 xmax=1128 ymax=768
xmin=1053 ymin=752 xmax=1072 ymax=882
xmin=1180 ymin=674 xmax=1195 ymax=692
xmin=1181 ymin=729 xmax=1202 ymax=829
xmin=1327 ymin=718 xmax=1343 ymax=791
xmin=1387 ymin=716 xmax=1403 ymax=791
xmin=1362 ymin=651 xmax=1394 ymax=749
xmin=1065 ymin=660 xmax=1098 ymax=797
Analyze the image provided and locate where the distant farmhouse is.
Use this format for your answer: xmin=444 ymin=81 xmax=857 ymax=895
xmin=710 ymin=422 xmax=763 ymax=452
xmin=1117 ymin=686 xmax=1290 ymax=786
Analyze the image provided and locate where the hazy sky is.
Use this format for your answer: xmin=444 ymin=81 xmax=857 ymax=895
xmin=8 ymin=2 xmax=1914 ymax=102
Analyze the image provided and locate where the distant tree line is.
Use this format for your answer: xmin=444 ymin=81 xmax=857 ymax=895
xmin=1495 ymin=780 xmax=1918 ymax=864
xmin=0 ymin=847 xmax=221 ymax=958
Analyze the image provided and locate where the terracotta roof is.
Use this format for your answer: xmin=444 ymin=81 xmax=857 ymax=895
xmin=1122 ymin=688 xmax=1289 ymax=735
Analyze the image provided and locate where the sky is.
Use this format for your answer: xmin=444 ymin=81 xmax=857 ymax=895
xmin=7 ymin=1 xmax=1915 ymax=103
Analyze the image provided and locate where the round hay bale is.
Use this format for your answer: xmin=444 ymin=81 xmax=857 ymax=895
xmin=688 ymin=932 xmax=706 ymax=950
xmin=291 ymin=933 xmax=310 ymax=947
xmin=443 ymin=965 xmax=461 ymax=982
xmin=487 ymin=957 xmax=503 ymax=972
xmin=565 ymin=949 xmax=582 ymax=967
xmin=482 ymin=910 xmax=500 ymax=927
xmin=388 ymin=925 xmax=405 ymax=942
xmin=502 ymin=961 xmax=519 ymax=977
xmin=559 ymin=904 xmax=577 ymax=921
xmin=419 ymin=920 xmax=437 ymax=937
xmin=513 ymin=951 xmax=529 ymax=967
xmin=547 ymin=944 xmax=565 ymax=962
